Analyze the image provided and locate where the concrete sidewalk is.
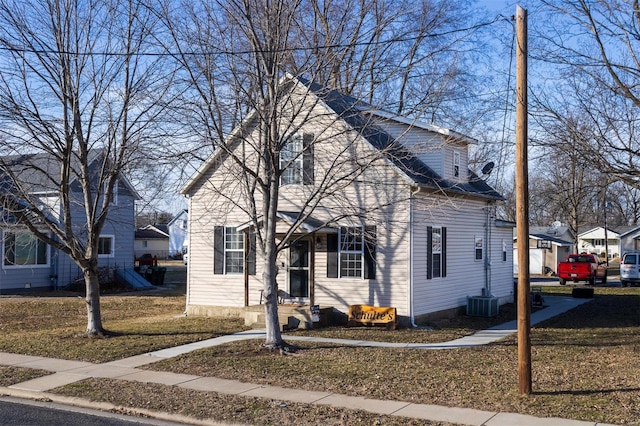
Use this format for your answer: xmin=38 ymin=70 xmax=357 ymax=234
xmin=0 ymin=295 xmax=617 ymax=426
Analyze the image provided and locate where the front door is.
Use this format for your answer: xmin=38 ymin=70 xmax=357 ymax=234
xmin=289 ymin=239 xmax=309 ymax=298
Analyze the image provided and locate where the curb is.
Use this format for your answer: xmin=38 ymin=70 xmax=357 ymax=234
xmin=0 ymin=386 xmax=230 ymax=426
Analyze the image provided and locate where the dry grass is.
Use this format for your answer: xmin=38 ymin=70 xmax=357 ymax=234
xmin=58 ymin=378 xmax=453 ymax=426
xmin=0 ymin=366 xmax=51 ymax=387
xmin=1 ymin=285 xmax=638 ymax=425
xmin=0 ymin=294 xmax=247 ymax=362
xmin=137 ymin=287 xmax=639 ymax=425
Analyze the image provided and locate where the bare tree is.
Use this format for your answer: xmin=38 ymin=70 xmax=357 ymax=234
xmin=534 ymin=0 xmax=640 ymax=186
xmin=529 ymin=115 xmax=603 ymax=246
xmin=160 ymin=0 xmax=495 ymax=349
xmin=0 ymin=0 xmax=174 ymax=335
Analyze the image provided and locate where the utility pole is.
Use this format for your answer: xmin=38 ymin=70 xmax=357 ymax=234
xmin=515 ymin=5 xmax=532 ymax=396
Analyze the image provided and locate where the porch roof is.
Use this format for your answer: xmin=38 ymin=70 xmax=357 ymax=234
xmin=236 ymin=211 xmax=336 ymax=233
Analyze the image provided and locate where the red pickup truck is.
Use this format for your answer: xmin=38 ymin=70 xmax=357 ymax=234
xmin=557 ymin=253 xmax=607 ymax=286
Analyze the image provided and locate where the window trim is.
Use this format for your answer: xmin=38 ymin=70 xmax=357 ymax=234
xmin=223 ymin=226 xmax=244 ymax=274
xmin=3 ymin=231 xmax=50 ymax=269
xmin=502 ymin=239 xmax=508 ymax=262
xmin=98 ymin=235 xmax=115 ymax=258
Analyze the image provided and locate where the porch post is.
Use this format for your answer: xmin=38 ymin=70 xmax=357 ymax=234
xmin=244 ymin=232 xmax=249 ymax=306
xmin=310 ymin=234 xmax=317 ymax=307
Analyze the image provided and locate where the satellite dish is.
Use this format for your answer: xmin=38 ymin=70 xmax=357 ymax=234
xmin=481 ymin=161 xmax=495 ymax=176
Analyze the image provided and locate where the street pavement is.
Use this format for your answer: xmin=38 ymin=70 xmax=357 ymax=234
xmin=0 ymin=295 xmax=619 ymax=426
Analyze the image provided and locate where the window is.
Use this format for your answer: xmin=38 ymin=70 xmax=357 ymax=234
xmin=3 ymin=232 xmax=49 ymax=267
xmin=98 ymin=236 xmax=114 ymax=258
xmin=432 ymin=228 xmax=442 ymax=278
xmin=103 ymin=181 xmax=118 ymax=205
xmin=502 ymin=240 xmax=508 ymax=262
xmin=475 ymin=236 xmax=483 ymax=260
xmin=224 ymin=227 xmax=244 ymax=274
xmin=327 ymin=225 xmax=376 ymax=279
xmin=427 ymin=226 xmax=446 ymax=279
xmin=280 ymin=133 xmax=314 ymax=186
xmin=339 ymin=227 xmax=363 ymax=278
xmin=213 ymin=226 xmax=256 ymax=275
xmin=453 ymin=151 xmax=460 ymax=178
xmin=142 ymin=240 xmax=148 ymax=248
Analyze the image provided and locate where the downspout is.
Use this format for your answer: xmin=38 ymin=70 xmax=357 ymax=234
xmin=484 ymin=202 xmax=493 ymax=296
xmin=183 ymin=194 xmax=191 ymax=315
xmin=409 ymin=185 xmax=421 ymax=327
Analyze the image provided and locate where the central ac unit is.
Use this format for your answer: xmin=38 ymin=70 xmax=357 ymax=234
xmin=466 ymin=296 xmax=499 ymax=317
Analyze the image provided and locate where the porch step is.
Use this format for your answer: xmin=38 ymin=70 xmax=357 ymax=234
xmin=250 ymin=314 xmax=302 ymax=331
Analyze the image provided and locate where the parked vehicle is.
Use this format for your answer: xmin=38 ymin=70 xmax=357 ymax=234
xmin=557 ymin=252 xmax=607 ymax=286
xmin=620 ymin=251 xmax=640 ymax=287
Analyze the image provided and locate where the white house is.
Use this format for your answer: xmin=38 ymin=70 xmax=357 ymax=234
xmin=180 ymin=76 xmax=514 ymax=325
xmin=134 ymin=224 xmax=170 ymax=258
xmin=577 ymin=226 xmax=620 ymax=259
xmin=167 ymin=209 xmax=188 ymax=259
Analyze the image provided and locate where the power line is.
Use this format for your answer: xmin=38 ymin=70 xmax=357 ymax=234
xmin=0 ymin=16 xmax=503 ymax=58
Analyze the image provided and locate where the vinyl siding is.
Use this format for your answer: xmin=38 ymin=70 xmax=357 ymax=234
xmin=1 ymin=180 xmax=136 ymax=290
xmin=412 ymin=196 xmax=513 ymax=316
xmin=184 ymin=84 xmax=509 ymax=318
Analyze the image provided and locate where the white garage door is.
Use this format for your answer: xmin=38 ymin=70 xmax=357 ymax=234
xmin=513 ymin=248 xmax=544 ymax=274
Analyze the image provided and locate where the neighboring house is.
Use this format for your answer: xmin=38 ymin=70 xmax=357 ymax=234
xmin=513 ymin=224 xmax=575 ymax=275
xmin=167 ymin=209 xmax=188 ymax=258
xmin=0 ymin=152 xmax=139 ymax=293
xmin=134 ymin=224 xmax=170 ymax=258
xmin=619 ymin=225 xmax=640 ymax=255
xmin=180 ymin=76 xmax=514 ymax=325
xmin=577 ymin=226 xmax=621 ymax=259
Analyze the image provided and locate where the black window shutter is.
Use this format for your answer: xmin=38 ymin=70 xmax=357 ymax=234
xmin=303 ymin=133 xmax=314 ymax=185
xmin=214 ymin=226 xmax=224 ymax=274
xmin=247 ymin=231 xmax=256 ymax=275
xmin=442 ymin=227 xmax=447 ymax=277
xmin=364 ymin=225 xmax=376 ymax=279
xmin=427 ymin=226 xmax=433 ymax=280
xmin=326 ymin=232 xmax=338 ymax=278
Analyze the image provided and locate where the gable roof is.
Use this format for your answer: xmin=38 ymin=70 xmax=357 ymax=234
xmin=529 ymin=234 xmax=573 ymax=246
xmin=167 ymin=209 xmax=188 ymax=227
xmin=619 ymin=225 xmax=640 ymax=238
xmin=135 ymin=225 xmax=170 ymax=240
xmin=181 ymin=75 xmax=503 ymax=201
xmin=0 ymin=150 xmax=141 ymax=199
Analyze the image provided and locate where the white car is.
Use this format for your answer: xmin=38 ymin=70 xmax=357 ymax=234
xmin=620 ymin=251 xmax=640 ymax=287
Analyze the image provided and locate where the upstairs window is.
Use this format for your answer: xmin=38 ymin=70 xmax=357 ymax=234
xmin=3 ymin=232 xmax=48 ymax=267
xmin=453 ymin=151 xmax=460 ymax=178
xmin=280 ymin=133 xmax=314 ymax=186
xmin=98 ymin=236 xmax=115 ymax=258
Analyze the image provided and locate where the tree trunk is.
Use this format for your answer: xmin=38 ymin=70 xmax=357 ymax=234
xmin=84 ymin=266 xmax=105 ymax=336
xmin=262 ymin=241 xmax=283 ymax=349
